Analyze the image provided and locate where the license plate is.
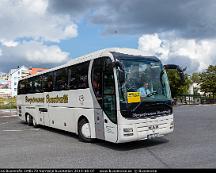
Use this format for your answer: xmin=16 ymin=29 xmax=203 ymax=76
xmin=147 ymin=133 xmax=159 ymax=139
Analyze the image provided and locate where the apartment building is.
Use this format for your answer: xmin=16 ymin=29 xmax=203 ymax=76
xmin=9 ymin=66 xmax=29 ymax=97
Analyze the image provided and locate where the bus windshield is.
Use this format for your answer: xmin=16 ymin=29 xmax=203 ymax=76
xmin=115 ymin=55 xmax=172 ymax=118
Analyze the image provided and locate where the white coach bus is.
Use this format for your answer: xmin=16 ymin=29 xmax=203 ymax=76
xmin=17 ymin=48 xmax=184 ymax=143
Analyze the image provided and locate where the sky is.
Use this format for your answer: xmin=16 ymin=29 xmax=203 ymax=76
xmin=0 ymin=0 xmax=216 ymax=74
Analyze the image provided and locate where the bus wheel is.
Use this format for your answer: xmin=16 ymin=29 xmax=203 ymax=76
xmin=27 ymin=114 xmax=33 ymax=126
xmin=33 ymin=118 xmax=39 ymax=128
xmin=78 ymin=118 xmax=93 ymax=143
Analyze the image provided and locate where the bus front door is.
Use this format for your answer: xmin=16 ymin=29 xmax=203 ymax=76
xmin=92 ymin=57 xmax=118 ymax=143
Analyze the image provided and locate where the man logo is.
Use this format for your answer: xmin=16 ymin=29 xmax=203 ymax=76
xmin=149 ymin=125 xmax=159 ymax=130
xmin=79 ymin=95 xmax=85 ymax=105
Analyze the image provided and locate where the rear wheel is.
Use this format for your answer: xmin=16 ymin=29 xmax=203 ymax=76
xmin=27 ymin=114 xmax=33 ymax=126
xmin=78 ymin=118 xmax=93 ymax=142
xmin=33 ymin=118 xmax=39 ymax=128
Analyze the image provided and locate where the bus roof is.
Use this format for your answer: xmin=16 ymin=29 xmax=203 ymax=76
xmin=20 ymin=48 xmax=159 ymax=80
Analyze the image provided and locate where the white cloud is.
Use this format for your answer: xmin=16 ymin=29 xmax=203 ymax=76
xmin=0 ymin=39 xmax=19 ymax=47
xmin=64 ymin=24 xmax=78 ymax=38
xmin=138 ymin=34 xmax=169 ymax=60
xmin=138 ymin=33 xmax=216 ymax=73
xmin=22 ymin=0 xmax=48 ymax=15
xmin=0 ymin=0 xmax=78 ymax=42
xmin=24 ymin=42 xmax=69 ymax=64
xmin=0 ymin=41 xmax=69 ymax=72
xmin=0 ymin=0 xmax=78 ymax=72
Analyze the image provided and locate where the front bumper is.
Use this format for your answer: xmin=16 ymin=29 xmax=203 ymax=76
xmin=117 ymin=115 xmax=174 ymax=143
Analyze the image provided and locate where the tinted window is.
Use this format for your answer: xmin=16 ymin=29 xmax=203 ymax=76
xmin=18 ymin=80 xmax=27 ymax=95
xmin=92 ymin=57 xmax=117 ymax=123
xmin=34 ymin=76 xmax=42 ymax=93
xmin=54 ymin=68 xmax=68 ymax=91
xmin=42 ymin=72 xmax=53 ymax=92
xmin=103 ymin=58 xmax=117 ymax=123
xmin=91 ymin=58 xmax=103 ymax=104
xmin=26 ymin=78 xmax=34 ymax=93
xmin=68 ymin=61 xmax=89 ymax=89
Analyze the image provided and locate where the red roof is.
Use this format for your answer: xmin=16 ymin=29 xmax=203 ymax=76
xmin=29 ymin=68 xmax=48 ymax=75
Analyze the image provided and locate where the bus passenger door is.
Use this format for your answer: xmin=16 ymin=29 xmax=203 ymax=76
xmin=92 ymin=58 xmax=105 ymax=140
xmin=92 ymin=57 xmax=118 ymax=143
xmin=102 ymin=58 xmax=118 ymax=142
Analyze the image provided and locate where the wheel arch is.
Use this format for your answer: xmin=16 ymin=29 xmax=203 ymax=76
xmin=77 ymin=115 xmax=89 ymax=131
xmin=25 ymin=112 xmax=30 ymax=122
xmin=76 ymin=114 xmax=96 ymax=139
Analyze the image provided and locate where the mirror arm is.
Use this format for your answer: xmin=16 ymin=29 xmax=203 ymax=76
xmin=111 ymin=61 xmax=125 ymax=84
xmin=164 ymin=64 xmax=186 ymax=82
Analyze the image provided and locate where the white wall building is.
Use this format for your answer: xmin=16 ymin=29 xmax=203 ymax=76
xmin=9 ymin=66 xmax=29 ymax=96
xmin=189 ymin=82 xmax=204 ymax=95
xmin=0 ymin=72 xmax=8 ymax=80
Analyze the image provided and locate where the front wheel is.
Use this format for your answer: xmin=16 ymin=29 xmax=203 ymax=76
xmin=78 ymin=119 xmax=93 ymax=143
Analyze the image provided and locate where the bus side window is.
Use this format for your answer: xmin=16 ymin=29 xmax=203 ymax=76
xmin=54 ymin=68 xmax=68 ymax=91
xmin=34 ymin=76 xmax=42 ymax=93
xmin=27 ymin=78 xmax=34 ymax=93
xmin=18 ymin=80 xmax=27 ymax=95
xmin=42 ymin=72 xmax=53 ymax=92
xmin=68 ymin=61 xmax=89 ymax=89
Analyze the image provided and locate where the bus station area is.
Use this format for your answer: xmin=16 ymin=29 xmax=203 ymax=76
xmin=0 ymin=105 xmax=215 ymax=168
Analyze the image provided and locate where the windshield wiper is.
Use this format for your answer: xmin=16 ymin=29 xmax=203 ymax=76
xmin=146 ymin=91 xmax=158 ymax=97
xmin=131 ymin=100 xmax=172 ymax=114
xmin=131 ymin=91 xmax=158 ymax=112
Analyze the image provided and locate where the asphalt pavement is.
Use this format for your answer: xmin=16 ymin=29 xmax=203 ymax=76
xmin=0 ymin=105 xmax=216 ymax=168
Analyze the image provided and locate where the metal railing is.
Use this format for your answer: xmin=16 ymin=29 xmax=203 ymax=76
xmin=176 ymin=94 xmax=216 ymax=105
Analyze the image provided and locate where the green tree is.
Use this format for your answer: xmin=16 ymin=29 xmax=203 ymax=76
xmin=191 ymin=72 xmax=201 ymax=83
xmin=191 ymin=72 xmax=201 ymax=95
xmin=199 ymin=65 xmax=216 ymax=98
xmin=166 ymin=69 xmax=192 ymax=98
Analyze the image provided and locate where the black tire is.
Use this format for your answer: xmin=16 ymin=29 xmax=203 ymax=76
xmin=25 ymin=114 xmax=28 ymax=124
xmin=27 ymin=114 xmax=33 ymax=126
xmin=33 ymin=118 xmax=39 ymax=128
xmin=78 ymin=118 xmax=93 ymax=143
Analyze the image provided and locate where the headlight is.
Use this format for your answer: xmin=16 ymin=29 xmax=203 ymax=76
xmin=123 ymin=128 xmax=133 ymax=133
xmin=170 ymin=121 xmax=174 ymax=129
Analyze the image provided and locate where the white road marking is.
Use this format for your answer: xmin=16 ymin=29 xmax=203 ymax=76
xmin=30 ymin=129 xmax=40 ymax=131
xmin=0 ymin=110 xmax=11 ymax=113
xmin=0 ymin=115 xmax=18 ymax=118
xmin=2 ymin=129 xmax=40 ymax=132
xmin=0 ymin=110 xmax=16 ymax=113
xmin=3 ymin=130 xmax=23 ymax=132
xmin=0 ymin=122 xmax=9 ymax=126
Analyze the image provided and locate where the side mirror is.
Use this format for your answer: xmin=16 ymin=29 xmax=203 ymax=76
xmin=111 ymin=61 xmax=124 ymax=70
xmin=111 ymin=61 xmax=125 ymax=84
xmin=164 ymin=64 xmax=186 ymax=83
xmin=118 ymin=70 xmax=125 ymax=84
